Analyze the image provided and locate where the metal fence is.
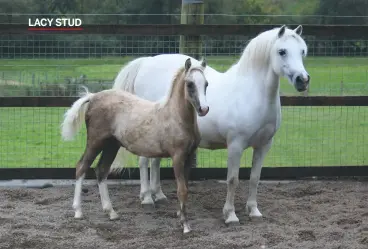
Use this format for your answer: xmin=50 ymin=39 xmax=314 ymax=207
xmin=0 ymin=20 xmax=367 ymax=179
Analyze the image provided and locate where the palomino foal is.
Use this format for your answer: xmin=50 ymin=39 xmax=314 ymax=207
xmin=61 ymin=58 xmax=209 ymax=234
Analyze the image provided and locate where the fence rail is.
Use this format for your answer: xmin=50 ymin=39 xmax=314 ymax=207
xmin=1 ymin=24 xmax=368 ymax=38
xmin=1 ymin=96 xmax=368 ymax=107
xmin=0 ymin=167 xmax=366 ymax=181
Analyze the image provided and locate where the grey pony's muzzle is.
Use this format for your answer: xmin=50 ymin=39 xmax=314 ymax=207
xmin=293 ymin=73 xmax=310 ymax=92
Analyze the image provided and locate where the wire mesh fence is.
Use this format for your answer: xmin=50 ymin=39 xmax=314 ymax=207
xmin=0 ymin=106 xmax=367 ymax=168
xmin=1 ymin=34 xmax=368 ymax=58
xmin=0 ymin=34 xmax=368 ymax=97
xmin=0 ymin=18 xmax=368 ymax=169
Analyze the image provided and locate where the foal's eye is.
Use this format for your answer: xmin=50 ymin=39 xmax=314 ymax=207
xmin=302 ymin=50 xmax=305 ymax=56
xmin=205 ymin=81 xmax=208 ymax=88
xmin=278 ymin=49 xmax=286 ymax=56
xmin=187 ymin=81 xmax=194 ymax=88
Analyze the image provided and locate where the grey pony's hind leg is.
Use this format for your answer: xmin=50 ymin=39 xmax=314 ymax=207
xmin=95 ymin=138 xmax=121 ymax=220
xmin=150 ymin=157 xmax=167 ymax=203
xmin=139 ymin=157 xmax=155 ymax=206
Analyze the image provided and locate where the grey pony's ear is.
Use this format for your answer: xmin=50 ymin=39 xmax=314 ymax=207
xmin=200 ymin=57 xmax=207 ymax=68
xmin=278 ymin=25 xmax=286 ymax=38
xmin=185 ymin=58 xmax=191 ymax=72
xmin=294 ymin=25 xmax=303 ymax=36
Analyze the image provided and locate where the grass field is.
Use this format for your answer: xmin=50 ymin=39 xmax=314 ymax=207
xmin=1 ymin=56 xmax=368 ymax=95
xmin=0 ymin=56 xmax=368 ymax=168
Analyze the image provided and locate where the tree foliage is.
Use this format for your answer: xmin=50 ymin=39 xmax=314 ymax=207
xmin=0 ymin=0 xmax=366 ymax=59
xmin=0 ymin=0 xmax=366 ymax=25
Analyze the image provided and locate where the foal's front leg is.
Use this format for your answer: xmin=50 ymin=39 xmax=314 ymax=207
xmin=149 ymin=152 xmax=197 ymax=203
xmin=172 ymin=153 xmax=191 ymax=234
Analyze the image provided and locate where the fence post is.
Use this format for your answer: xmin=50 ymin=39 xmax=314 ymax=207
xmin=32 ymin=73 xmax=35 ymax=96
xmin=179 ymin=0 xmax=204 ymax=60
xmin=179 ymin=0 xmax=204 ymax=169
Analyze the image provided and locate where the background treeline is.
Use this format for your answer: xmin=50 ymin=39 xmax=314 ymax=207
xmin=0 ymin=0 xmax=367 ymax=58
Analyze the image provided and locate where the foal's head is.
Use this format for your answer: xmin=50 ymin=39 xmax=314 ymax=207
xmin=183 ymin=58 xmax=209 ymax=117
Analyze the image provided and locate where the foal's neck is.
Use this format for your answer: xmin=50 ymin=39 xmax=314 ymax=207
xmin=167 ymin=74 xmax=197 ymax=128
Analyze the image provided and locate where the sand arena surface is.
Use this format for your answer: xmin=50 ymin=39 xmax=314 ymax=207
xmin=0 ymin=179 xmax=367 ymax=249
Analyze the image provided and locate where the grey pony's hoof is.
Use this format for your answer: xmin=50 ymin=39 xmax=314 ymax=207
xmin=141 ymin=200 xmax=155 ymax=211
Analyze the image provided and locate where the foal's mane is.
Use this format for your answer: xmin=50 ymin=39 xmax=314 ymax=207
xmin=158 ymin=62 xmax=204 ymax=108
xmin=233 ymin=26 xmax=304 ymax=75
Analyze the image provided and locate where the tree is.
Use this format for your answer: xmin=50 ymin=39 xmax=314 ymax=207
xmin=317 ymin=0 xmax=368 ymax=25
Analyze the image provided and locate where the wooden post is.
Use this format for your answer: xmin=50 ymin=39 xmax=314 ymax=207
xmin=180 ymin=0 xmax=203 ymax=168
xmin=179 ymin=0 xmax=204 ymax=60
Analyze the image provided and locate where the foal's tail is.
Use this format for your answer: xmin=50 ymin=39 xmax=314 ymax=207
xmin=112 ymin=56 xmax=148 ymax=93
xmin=61 ymin=86 xmax=93 ymax=141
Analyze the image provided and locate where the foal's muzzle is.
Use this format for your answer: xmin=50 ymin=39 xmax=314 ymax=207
xmin=198 ymin=106 xmax=209 ymax=116
xmin=294 ymin=74 xmax=310 ymax=92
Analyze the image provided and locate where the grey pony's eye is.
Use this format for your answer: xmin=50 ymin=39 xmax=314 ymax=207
xmin=187 ymin=81 xmax=194 ymax=88
xmin=278 ymin=49 xmax=286 ymax=56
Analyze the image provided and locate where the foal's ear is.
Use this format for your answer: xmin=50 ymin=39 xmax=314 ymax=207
xmin=294 ymin=25 xmax=303 ymax=36
xmin=185 ymin=58 xmax=191 ymax=72
xmin=278 ymin=25 xmax=286 ymax=38
xmin=200 ymin=57 xmax=207 ymax=68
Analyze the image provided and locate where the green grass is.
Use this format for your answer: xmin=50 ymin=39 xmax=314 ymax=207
xmin=1 ymin=56 xmax=368 ymax=95
xmin=0 ymin=56 xmax=368 ymax=168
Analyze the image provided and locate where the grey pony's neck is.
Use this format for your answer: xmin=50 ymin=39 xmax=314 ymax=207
xmin=264 ymin=68 xmax=281 ymax=103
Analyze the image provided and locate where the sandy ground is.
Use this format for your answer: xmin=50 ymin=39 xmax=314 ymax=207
xmin=0 ymin=179 xmax=367 ymax=249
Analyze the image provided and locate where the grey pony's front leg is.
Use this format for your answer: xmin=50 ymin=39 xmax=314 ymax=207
xmin=246 ymin=138 xmax=273 ymax=218
xmin=222 ymin=139 xmax=245 ymax=224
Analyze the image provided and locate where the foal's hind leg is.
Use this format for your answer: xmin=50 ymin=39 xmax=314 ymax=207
xmin=95 ymin=140 xmax=121 ymax=220
xmin=73 ymin=142 xmax=103 ymax=219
